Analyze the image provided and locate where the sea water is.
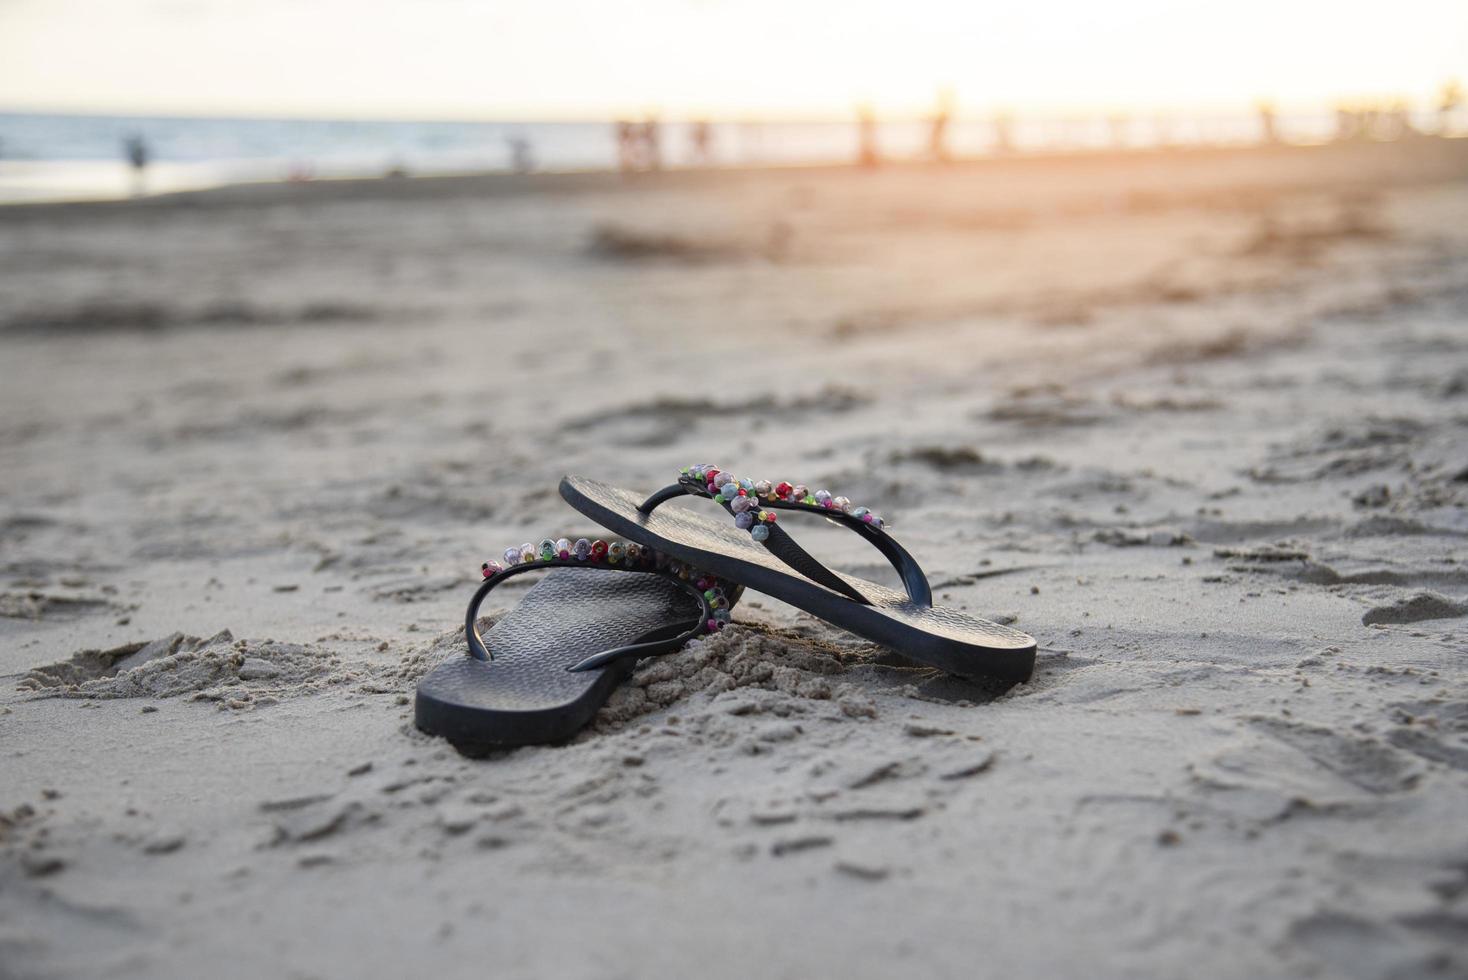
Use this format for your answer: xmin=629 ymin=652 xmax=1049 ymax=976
xmin=0 ymin=109 xmax=1355 ymax=205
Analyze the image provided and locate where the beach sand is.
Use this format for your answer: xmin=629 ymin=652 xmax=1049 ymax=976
xmin=2 ymin=139 xmax=1467 ymax=978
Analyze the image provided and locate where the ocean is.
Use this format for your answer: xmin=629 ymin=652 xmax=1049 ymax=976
xmin=0 ymin=109 xmax=1358 ymax=205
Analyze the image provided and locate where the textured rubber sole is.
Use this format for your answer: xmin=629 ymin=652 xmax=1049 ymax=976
xmin=560 ymin=476 xmax=1037 ymax=682
xmin=415 ymin=567 xmax=704 ymax=750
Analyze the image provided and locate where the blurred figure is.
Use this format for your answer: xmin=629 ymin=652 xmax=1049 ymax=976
xmin=689 ymin=120 xmax=713 ymax=165
xmin=1152 ymin=113 xmax=1174 ymax=148
xmin=1385 ymin=100 xmax=1417 ymax=140
xmin=641 ymin=116 xmax=662 ymax=170
xmin=1107 ymin=113 xmax=1130 ymax=149
xmin=856 ymin=104 xmax=880 ymax=167
xmin=1438 ymin=79 xmax=1464 ymax=136
xmin=1334 ymin=105 xmax=1363 ymax=142
xmin=991 ymin=111 xmax=1014 ymax=155
xmin=927 ymin=89 xmax=954 ymax=162
xmin=614 ymin=120 xmax=636 ymax=172
xmin=614 ymin=118 xmax=663 ymax=172
xmin=1256 ymin=100 xmax=1280 ymax=144
xmin=507 ymin=135 xmax=535 ymax=173
xmin=1335 ymin=101 xmax=1418 ymax=142
xmin=123 ymin=132 xmax=150 ymax=197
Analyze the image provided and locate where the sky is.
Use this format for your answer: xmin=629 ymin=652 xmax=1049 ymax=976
xmin=0 ymin=0 xmax=1464 ymax=120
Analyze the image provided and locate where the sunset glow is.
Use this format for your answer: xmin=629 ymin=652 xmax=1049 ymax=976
xmin=2 ymin=0 xmax=1465 ymax=119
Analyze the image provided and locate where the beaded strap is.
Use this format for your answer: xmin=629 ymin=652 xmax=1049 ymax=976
xmin=637 ymin=464 xmax=932 ymax=609
xmin=470 ymin=536 xmax=735 ymax=673
xmin=677 ymin=464 xmax=886 ymax=540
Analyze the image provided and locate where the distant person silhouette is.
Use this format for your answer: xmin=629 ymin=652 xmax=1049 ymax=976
xmin=123 ymin=133 xmax=150 ymax=197
xmin=856 ymin=104 xmax=880 ymax=167
xmin=1108 ymin=113 xmax=1130 ymax=149
xmin=689 ymin=120 xmax=713 ymax=165
xmin=613 ymin=118 xmax=663 ymax=172
xmin=1363 ymin=106 xmax=1384 ymax=139
xmin=614 ymin=120 xmax=636 ymax=172
xmin=927 ymin=90 xmax=954 ymax=162
xmin=1438 ymin=79 xmax=1464 ymax=135
xmin=641 ymin=117 xmax=662 ymax=170
xmin=1152 ymin=114 xmax=1174 ymax=148
xmin=991 ymin=112 xmax=1014 ymax=155
xmin=507 ymin=135 xmax=534 ymax=173
xmin=1256 ymin=101 xmax=1280 ymax=144
xmin=1385 ymin=100 xmax=1416 ymax=140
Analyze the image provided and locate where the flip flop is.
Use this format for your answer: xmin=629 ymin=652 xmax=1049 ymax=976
xmin=415 ymin=535 xmax=740 ymax=750
xmin=560 ymin=466 xmax=1036 ymax=682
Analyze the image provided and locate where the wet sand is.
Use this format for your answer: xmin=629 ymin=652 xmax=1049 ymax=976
xmin=2 ymin=139 xmax=1467 ymax=979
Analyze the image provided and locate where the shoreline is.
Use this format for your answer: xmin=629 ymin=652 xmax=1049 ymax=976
xmin=4 ymin=135 xmax=1466 ymax=213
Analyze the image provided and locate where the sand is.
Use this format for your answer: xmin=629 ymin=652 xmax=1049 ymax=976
xmin=2 ymin=139 xmax=1467 ymax=979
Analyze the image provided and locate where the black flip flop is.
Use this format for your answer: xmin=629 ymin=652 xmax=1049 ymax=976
xmin=560 ymin=466 xmax=1036 ymax=682
xmin=415 ymin=536 xmax=739 ymax=750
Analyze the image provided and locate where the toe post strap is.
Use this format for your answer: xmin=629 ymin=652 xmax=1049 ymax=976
xmin=637 ymin=464 xmax=933 ymax=609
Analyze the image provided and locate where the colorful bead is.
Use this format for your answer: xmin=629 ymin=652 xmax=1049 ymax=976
xmin=520 ymin=543 xmax=537 ymax=563
xmin=573 ymin=538 xmax=591 ymax=560
xmin=481 ymin=561 xmax=501 ymax=578
xmin=555 ymin=537 xmax=572 ymax=559
xmin=626 ymin=542 xmax=642 ymax=563
xmin=538 ymin=538 xmax=556 ymax=560
xmin=591 ymin=540 xmax=608 ymax=560
xmin=751 ymin=524 xmax=771 ymax=542
xmin=682 ymin=465 xmax=884 ymax=539
xmin=504 ymin=547 xmax=522 ymax=566
xmin=608 ymin=542 xmax=625 ymax=563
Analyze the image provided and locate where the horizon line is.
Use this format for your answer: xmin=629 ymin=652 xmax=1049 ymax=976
xmin=0 ymin=95 xmax=1443 ymax=127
